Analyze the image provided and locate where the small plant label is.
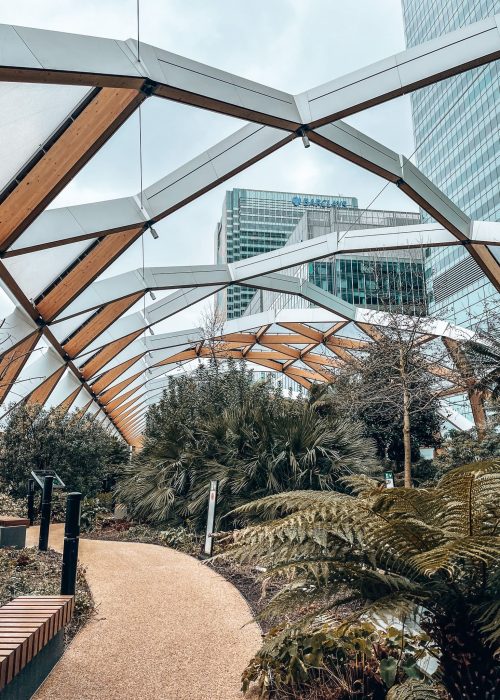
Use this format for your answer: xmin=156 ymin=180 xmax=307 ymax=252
xmin=384 ymin=470 xmax=395 ymax=489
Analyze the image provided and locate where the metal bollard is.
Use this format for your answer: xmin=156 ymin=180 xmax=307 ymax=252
xmin=60 ymin=492 xmax=82 ymax=595
xmin=203 ymin=480 xmax=218 ymax=557
xmin=38 ymin=476 xmax=54 ymax=551
xmin=27 ymin=479 xmax=36 ymax=526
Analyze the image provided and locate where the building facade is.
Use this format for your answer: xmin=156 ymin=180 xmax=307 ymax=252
xmin=245 ymin=206 xmax=426 ymax=317
xmin=401 ymin=0 xmax=500 ymax=326
xmin=215 ymin=188 xmax=359 ymax=319
xmin=215 ymin=188 xmax=423 ymax=319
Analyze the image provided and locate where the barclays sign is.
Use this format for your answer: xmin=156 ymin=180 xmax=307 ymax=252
xmin=292 ymin=195 xmax=348 ymax=208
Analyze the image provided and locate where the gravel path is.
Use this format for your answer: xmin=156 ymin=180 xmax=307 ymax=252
xmin=26 ymin=525 xmax=261 ymax=699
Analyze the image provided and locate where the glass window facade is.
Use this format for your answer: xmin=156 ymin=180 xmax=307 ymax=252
xmin=215 ymin=188 xmax=422 ymax=319
xmin=215 ymin=188 xmax=358 ymax=319
xmin=401 ymin=0 xmax=500 ymax=327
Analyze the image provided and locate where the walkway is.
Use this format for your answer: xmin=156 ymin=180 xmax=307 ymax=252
xmin=26 ymin=525 xmax=261 ymax=699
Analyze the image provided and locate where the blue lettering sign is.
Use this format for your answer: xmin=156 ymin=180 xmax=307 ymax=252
xmin=291 ymin=195 xmax=350 ymax=208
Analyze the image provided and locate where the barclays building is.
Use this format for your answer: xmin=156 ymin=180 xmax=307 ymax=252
xmin=215 ymin=188 xmax=422 ymax=319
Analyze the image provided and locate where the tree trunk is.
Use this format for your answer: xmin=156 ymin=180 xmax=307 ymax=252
xmin=402 ymin=385 xmax=412 ymax=488
xmin=434 ymin=613 xmax=500 ymax=700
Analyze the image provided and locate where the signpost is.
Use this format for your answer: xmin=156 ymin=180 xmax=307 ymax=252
xmin=204 ymin=480 xmax=218 ymax=557
xmin=30 ymin=470 xmax=65 ymax=490
xmin=384 ymin=470 xmax=395 ymax=489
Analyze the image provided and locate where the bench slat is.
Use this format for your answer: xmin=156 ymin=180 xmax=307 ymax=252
xmin=0 ymin=596 xmax=74 ymax=691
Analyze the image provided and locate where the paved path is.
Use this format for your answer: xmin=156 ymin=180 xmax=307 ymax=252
xmin=26 ymin=525 xmax=261 ymax=699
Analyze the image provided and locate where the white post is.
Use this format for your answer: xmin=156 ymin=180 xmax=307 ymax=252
xmin=204 ymin=480 xmax=218 ymax=556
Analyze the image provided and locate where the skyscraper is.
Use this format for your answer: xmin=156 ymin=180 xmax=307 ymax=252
xmin=215 ymin=188 xmax=421 ymax=319
xmin=215 ymin=188 xmax=359 ymax=319
xmin=401 ymin=0 xmax=500 ymax=326
xmin=245 ymin=206 xmax=426 ymax=317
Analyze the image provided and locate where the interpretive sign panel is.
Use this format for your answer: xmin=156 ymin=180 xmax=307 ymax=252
xmin=31 ymin=470 xmax=65 ymax=489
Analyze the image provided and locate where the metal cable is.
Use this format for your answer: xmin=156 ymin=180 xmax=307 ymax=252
xmin=337 ymin=64 xmax=489 ymax=244
xmin=135 ymin=0 xmax=148 ymax=342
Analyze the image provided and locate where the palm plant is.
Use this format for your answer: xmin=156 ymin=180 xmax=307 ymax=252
xmin=222 ymin=460 xmax=500 ymax=700
xmin=115 ymin=433 xmax=196 ymax=524
xmin=186 ymin=401 xmax=379 ymax=525
xmin=116 ymin=400 xmax=379 ymax=527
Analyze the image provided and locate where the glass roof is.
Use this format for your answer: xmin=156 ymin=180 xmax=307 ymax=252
xmin=0 ymin=82 xmax=90 ymax=191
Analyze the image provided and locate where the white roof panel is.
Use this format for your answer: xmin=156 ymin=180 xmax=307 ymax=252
xmin=0 ymin=82 xmax=90 ymax=191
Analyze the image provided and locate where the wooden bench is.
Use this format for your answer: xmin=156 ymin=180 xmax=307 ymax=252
xmin=0 ymin=517 xmax=30 ymax=549
xmin=0 ymin=518 xmax=30 ymax=528
xmin=0 ymin=595 xmax=74 ymax=694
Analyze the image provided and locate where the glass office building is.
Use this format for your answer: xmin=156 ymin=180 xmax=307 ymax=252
xmin=215 ymin=188 xmax=422 ymax=319
xmin=215 ymin=188 xmax=358 ymax=319
xmin=401 ymin=0 xmax=500 ymax=327
xmin=245 ymin=206 xmax=425 ymax=317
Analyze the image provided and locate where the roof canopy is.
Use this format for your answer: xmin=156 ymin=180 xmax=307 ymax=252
xmin=0 ymin=16 xmax=499 ymax=443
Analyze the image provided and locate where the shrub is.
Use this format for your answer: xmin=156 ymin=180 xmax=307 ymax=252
xmin=156 ymin=526 xmax=202 ymax=555
xmin=0 ymin=403 xmax=128 ymax=498
xmin=0 ymin=546 xmax=93 ymax=642
xmin=224 ymin=461 xmax=500 ymax=700
xmin=0 ymin=485 xmax=25 ymax=518
xmin=117 ymin=399 xmax=379 ymax=529
xmin=243 ymin=621 xmax=441 ymax=699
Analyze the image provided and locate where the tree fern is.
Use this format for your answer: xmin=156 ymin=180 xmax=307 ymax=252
xmin=386 ymin=680 xmax=440 ymax=699
xmin=223 ymin=460 xmax=500 ymax=700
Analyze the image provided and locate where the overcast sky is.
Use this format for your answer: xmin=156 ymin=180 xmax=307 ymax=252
xmin=0 ymin=0 xmax=418 ymax=331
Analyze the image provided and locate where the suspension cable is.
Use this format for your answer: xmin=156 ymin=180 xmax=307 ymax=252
xmin=337 ymin=64 xmax=488 ymax=244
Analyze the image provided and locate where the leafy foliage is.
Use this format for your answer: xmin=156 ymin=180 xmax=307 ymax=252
xmin=242 ymin=620 xmax=440 ymax=698
xmin=0 ymin=546 xmax=93 ymax=643
xmin=0 ymin=485 xmax=25 ymax=517
xmin=463 ymin=311 xmax=500 ymax=400
xmin=434 ymin=415 xmax=500 ymax=475
xmin=223 ymin=461 xmax=500 ymax=699
xmin=0 ymin=403 xmax=128 ymax=497
xmin=309 ymin=373 xmax=441 ymax=472
xmin=116 ymin=362 xmax=379 ymax=528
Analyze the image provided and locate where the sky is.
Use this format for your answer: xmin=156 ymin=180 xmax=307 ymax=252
xmin=0 ymin=0 xmax=419 ymax=332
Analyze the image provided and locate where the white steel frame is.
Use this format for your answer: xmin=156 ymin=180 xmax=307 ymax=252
xmin=0 ymin=15 xmax=499 ymax=442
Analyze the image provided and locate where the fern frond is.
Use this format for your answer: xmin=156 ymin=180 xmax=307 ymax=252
xmin=472 ymin=600 xmax=500 ymax=653
xmin=410 ymin=535 xmax=500 ymax=576
xmin=226 ymin=493 xmax=432 ymax=580
xmin=340 ymin=474 xmax=383 ymax=496
xmin=435 ymin=461 xmax=500 ymax=535
xmin=386 ymin=680 xmax=440 ymax=699
xmin=335 ymin=594 xmax=420 ymax=633
xmin=370 ymin=487 xmax=439 ymax=525
xmin=227 ymin=489 xmax=353 ymax=521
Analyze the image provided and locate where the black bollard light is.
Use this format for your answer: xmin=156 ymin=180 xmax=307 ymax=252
xmin=27 ymin=479 xmax=36 ymax=526
xmin=38 ymin=476 xmax=54 ymax=551
xmin=60 ymin=492 xmax=82 ymax=595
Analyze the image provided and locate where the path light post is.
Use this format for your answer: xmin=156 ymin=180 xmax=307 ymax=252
xmin=204 ymin=480 xmax=218 ymax=557
xmin=27 ymin=479 xmax=35 ymax=526
xmin=38 ymin=476 xmax=53 ymax=551
xmin=61 ymin=492 xmax=82 ymax=595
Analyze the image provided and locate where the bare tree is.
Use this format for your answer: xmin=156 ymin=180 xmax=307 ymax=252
xmin=199 ymin=300 xmax=227 ymax=363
